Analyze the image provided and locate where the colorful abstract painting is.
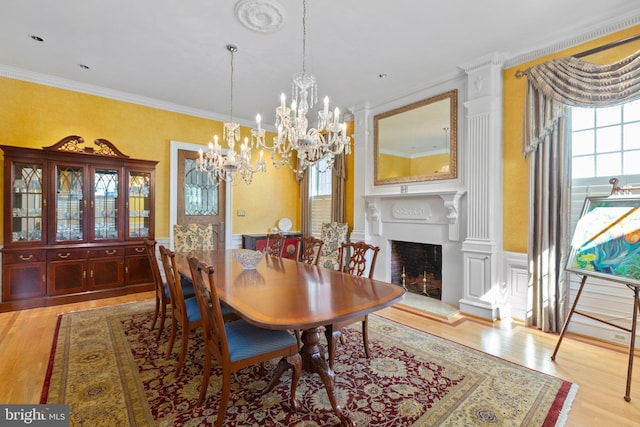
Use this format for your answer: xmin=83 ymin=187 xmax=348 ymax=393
xmin=567 ymin=196 xmax=640 ymax=285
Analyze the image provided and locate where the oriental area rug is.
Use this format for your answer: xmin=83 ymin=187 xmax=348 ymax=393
xmin=41 ymin=301 xmax=577 ymax=426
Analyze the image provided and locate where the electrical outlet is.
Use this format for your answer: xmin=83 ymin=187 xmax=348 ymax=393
xmin=612 ymin=332 xmax=629 ymax=343
xmin=237 ymin=210 xmax=245 ymax=217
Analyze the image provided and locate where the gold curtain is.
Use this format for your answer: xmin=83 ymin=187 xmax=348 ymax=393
xmin=524 ymin=49 xmax=640 ymax=332
xmin=299 ymin=169 xmax=312 ymax=236
xmin=331 ymin=153 xmax=347 ymax=223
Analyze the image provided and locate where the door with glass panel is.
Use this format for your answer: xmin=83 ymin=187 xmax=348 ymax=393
xmin=177 ymin=149 xmax=225 ymax=246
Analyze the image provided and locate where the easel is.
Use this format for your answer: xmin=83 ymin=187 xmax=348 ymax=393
xmin=553 ymin=177 xmax=640 ymax=401
xmin=551 ymin=274 xmax=640 ymax=401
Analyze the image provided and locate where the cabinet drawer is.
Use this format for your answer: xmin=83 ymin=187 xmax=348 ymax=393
xmin=88 ymin=247 xmax=125 ymax=258
xmin=47 ymin=249 xmax=88 ymax=261
xmin=3 ymin=251 xmax=47 ymax=264
xmin=126 ymin=245 xmax=148 ymax=256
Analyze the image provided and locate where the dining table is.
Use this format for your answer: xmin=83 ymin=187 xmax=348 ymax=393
xmin=174 ymin=249 xmax=405 ymax=426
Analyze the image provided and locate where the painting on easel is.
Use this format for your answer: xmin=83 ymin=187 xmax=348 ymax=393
xmin=567 ymin=195 xmax=640 ymax=286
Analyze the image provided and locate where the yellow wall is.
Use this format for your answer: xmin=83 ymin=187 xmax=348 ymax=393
xmin=378 ymin=153 xmax=410 ymax=179
xmin=0 ymin=77 xmax=301 ymax=241
xmin=411 ymin=153 xmax=449 ymax=175
xmin=503 ymin=25 xmax=640 ymax=253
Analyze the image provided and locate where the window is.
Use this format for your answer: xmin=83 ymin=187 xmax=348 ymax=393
xmin=570 ymin=100 xmax=640 ymax=235
xmin=309 ymin=158 xmax=332 ymax=237
xmin=571 ymin=101 xmax=640 ymax=179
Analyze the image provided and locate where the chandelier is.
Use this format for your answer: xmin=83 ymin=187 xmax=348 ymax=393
xmin=251 ymin=0 xmax=351 ymax=175
xmin=197 ymin=44 xmax=266 ymax=185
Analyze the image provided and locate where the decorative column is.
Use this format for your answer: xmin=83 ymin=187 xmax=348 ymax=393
xmin=350 ymin=103 xmax=370 ymax=243
xmin=458 ymin=54 xmax=504 ymax=320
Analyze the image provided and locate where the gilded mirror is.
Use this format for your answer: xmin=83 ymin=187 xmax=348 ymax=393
xmin=374 ymin=89 xmax=457 ymax=185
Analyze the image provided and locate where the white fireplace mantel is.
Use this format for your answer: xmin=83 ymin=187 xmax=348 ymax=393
xmin=363 ymin=189 xmax=466 ymax=241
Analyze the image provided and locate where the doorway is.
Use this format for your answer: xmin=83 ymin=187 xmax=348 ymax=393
xmin=169 ymin=141 xmax=232 ymax=249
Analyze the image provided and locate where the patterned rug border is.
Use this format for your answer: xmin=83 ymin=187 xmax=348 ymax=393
xmin=375 ymin=311 xmax=579 ymax=426
xmin=40 ymin=313 xmax=63 ymax=404
xmin=40 ymin=301 xmax=154 ymax=405
xmin=41 ymin=300 xmax=579 ymax=426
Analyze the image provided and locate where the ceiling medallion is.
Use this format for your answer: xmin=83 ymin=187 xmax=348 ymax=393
xmin=235 ymin=0 xmax=286 ymax=33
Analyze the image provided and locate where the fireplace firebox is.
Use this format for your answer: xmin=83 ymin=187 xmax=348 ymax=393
xmin=390 ymin=241 xmax=442 ymax=299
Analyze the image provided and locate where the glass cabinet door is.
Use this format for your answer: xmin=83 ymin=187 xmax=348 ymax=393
xmin=55 ymin=165 xmax=84 ymax=242
xmin=94 ymin=168 xmax=119 ymax=240
xmin=128 ymin=171 xmax=151 ymax=239
xmin=11 ymin=162 xmax=44 ymax=243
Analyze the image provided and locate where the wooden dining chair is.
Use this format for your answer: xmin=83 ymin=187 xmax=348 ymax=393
xmin=159 ymin=245 xmax=238 ymax=376
xmin=298 ymin=236 xmax=324 ymax=265
xmin=187 ymin=256 xmax=302 ymax=424
xmin=145 ymin=238 xmax=195 ymax=341
xmin=325 ymin=241 xmax=380 ymax=369
xmin=159 ymin=245 xmax=202 ymax=377
xmin=264 ymin=232 xmax=284 ymax=257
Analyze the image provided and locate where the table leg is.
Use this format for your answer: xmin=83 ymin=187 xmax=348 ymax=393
xmin=253 ymin=353 xmax=302 ymax=411
xmin=300 ymin=327 xmax=355 ymax=427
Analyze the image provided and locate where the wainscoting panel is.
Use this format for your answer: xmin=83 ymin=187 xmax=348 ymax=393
xmin=502 ymin=251 xmax=639 ymax=344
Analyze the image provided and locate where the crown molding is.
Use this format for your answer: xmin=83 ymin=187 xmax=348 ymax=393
xmin=504 ymin=12 xmax=640 ymax=68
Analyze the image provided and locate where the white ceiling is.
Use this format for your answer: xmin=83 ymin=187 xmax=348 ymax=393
xmin=1 ymin=0 xmax=640 ymax=133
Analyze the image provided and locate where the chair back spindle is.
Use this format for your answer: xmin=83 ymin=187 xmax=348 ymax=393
xmin=264 ymin=233 xmax=284 ymax=257
xmin=298 ymin=236 xmax=324 ymax=265
xmin=339 ymin=241 xmax=380 ymax=279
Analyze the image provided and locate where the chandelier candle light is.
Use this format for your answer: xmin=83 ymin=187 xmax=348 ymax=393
xmin=250 ymin=0 xmax=351 ymax=174
xmin=197 ymin=44 xmax=266 ymax=185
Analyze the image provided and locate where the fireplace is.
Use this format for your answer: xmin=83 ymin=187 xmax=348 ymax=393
xmin=391 ymin=241 xmax=442 ymax=299
xmin=361 ymin=191 xmax=465 ymax=307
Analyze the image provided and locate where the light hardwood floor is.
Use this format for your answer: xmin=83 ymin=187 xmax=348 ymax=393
xmin=0 ymin=292 xmax=638 ymax=426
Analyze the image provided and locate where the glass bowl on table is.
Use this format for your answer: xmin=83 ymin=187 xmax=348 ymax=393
xmin=233 ymin=249 xmax=266 ymax=270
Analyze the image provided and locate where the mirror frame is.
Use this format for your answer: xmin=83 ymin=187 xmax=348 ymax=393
xmin=374 ymin=89 xmax=457 ymax=185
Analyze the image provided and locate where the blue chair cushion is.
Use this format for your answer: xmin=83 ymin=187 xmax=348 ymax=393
xmin=225 ymin=319 xmax=297 ymax=362
xmin=220 ymin=303 xmax=235 ymax=317
xmin=184 ymin=297 xmax=202 ymax=323
xmin=169 ymin=284 xmax=234 ymax=318
xmin=163 ymin=279 xmax=195 ymax=299
xmin=180 ymin=277 xmax=196 ymax=297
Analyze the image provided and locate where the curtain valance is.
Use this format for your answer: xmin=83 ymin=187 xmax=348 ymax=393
xmin=523 ymin=48 xmax=640 ymax=156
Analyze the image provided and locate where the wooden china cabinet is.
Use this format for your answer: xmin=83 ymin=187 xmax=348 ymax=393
xmin=0 ymin=136 xmax=158 ymax=311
